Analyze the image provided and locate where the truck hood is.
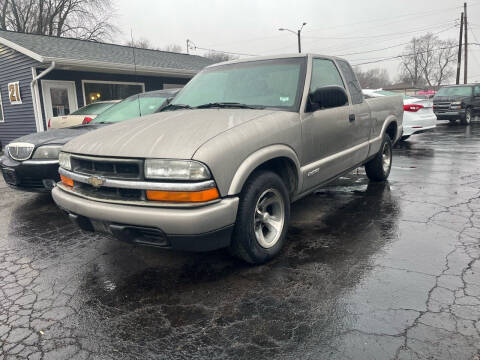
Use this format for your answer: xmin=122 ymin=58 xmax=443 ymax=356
xmin=8 ymin=124 xmax=107 ymax=147
xmin=63 ymin=109 xmax=276 ymax=159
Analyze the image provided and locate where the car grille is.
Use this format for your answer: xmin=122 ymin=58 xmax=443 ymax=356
xmin=433 ymin=102 xmax=452 ymax=113
xmin=67 ymin=155 xmax=145 ymax=202
xmin=71 ymin=155 xmax=142 ymax=180
xmin=74 ymin=182 xmax=144 ymax=201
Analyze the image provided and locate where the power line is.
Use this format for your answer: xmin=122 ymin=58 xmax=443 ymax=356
xmin=306 ymin=3 xmax=475 ymax=33
xmin=352 ymin=43 xmax=480 ymax=66
xmin=334 ymin=26 xmax=456 ymax=57
xmin=303 ymin=21 xmax=457 ymax=41
xmin=301 ymin=21 xmax=458 ymax=56
xmin=188 ymin=42 xmax=258 ymax=57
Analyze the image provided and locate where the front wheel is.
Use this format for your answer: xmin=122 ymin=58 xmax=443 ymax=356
xmin=461 ymin=108 xmax=472 ymax=125
xmin=365 ymin=135 xmax=393 ymax=182
xmin=229 ymin=171 xmax=290 ymax=264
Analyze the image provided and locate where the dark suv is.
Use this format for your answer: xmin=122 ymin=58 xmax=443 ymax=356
xmin=433 ymin=84 xmax=480 ymax=124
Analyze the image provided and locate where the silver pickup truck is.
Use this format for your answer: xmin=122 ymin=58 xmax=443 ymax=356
xmin=52 ymin=54 xmax=403 ymax=264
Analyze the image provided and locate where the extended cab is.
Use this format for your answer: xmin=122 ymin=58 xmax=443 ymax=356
xmin=52 ymin=54 xmax=403 ymax=264
xmin=433 ymin=84 xmax=480 ymax=124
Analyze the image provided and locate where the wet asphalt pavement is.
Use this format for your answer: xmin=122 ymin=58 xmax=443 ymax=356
xmin=1 ymin=123 xmax=480 ymax=360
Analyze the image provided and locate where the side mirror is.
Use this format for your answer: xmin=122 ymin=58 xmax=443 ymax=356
xmin=309 ymin=86 xmax=349 ymax=112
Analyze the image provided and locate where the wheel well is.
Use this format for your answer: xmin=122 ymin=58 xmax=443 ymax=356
xmin=386 ymin=122 xmax=397 ymax=141
xmin=247 ymin=157 xmax=298 ymax=196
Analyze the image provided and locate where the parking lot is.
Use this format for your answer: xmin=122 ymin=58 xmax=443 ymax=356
xmin=0 ymin=123 xmax=479 ymax=359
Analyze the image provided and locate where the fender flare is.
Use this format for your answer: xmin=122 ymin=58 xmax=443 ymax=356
xmin=227 ymin=144 xmax=302 ymax=196
xmin=380 ymin=115 xmax=400 ymax=142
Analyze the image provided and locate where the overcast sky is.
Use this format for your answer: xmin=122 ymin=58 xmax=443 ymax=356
xmin=112 ymin=0 xmax=480 ymax=83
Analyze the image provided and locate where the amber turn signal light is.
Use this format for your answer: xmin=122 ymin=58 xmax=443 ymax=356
xmin=146 ymin=188 xmax=219 ymax=202
xmin=60 ymin=175 xmax=74 ymax=188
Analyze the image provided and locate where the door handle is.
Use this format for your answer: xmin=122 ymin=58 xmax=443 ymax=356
xmin=349 ymin=114 xmax=356 ymax=122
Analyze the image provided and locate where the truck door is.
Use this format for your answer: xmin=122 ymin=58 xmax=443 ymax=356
xmin=473 ymin=85 xmax=480 ymax=115
xmin=300 ymin=58 xmax=357 ymax=192
xmin=336 ymin=59 xmax=372 ymax=164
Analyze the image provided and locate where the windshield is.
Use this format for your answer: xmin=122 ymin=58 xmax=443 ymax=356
xmin=169 ymin=57 xmax=307 ymax=111
xmin=70 ymin=102 xmax=116 ymax=116
xmin=436 ymin=86 xmax=472 ymax=97
xmin=90 ymin=94 xmax=170 ymax=124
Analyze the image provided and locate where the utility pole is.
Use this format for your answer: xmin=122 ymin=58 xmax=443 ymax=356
xmin=456 ymin=12 xmax=464 ymax=85
xmin=186 ymin=39 xmax=190 ymax=54
xmin=464 ymin=2 xmax=468 ymax=84
xmin=297 ymin=30 xmax=302 ymax=53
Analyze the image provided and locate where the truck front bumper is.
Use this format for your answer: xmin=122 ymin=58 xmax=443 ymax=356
xmin=52 ymin=185 xmax=239 ymax=252
xmin=0 ymin=156 xmax=59 ymax=192
xmin=434 ymin=110 xmax=466 ymax=120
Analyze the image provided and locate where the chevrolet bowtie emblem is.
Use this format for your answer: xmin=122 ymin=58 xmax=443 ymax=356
xmin=87 ymin=176 xmax=105 ymax=188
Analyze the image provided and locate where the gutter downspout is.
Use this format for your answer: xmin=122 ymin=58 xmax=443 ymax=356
xmin=31 ymin=61 xmax=55 ymax=132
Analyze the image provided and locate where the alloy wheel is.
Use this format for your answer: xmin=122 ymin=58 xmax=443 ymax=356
xmin=253 ymin=188 xmax=285 ymax=249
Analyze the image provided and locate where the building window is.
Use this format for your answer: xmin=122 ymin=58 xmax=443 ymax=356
xmin=0 ymin=89 xmax=4 ymax=122
xmin=82 ymin=80 xmax=145 ymax=105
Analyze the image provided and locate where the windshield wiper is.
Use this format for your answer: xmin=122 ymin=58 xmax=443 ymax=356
xmin=194 ymin=102 xmax=265 ymax=109
xmin=160 ymin=103 xmax=193 ymax=111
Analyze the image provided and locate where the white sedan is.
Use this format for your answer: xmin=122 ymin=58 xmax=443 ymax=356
xmin=48 ymin=100 xmax=119 ymax=129
xmin=363 ymin=89 xmax=437 ymax=140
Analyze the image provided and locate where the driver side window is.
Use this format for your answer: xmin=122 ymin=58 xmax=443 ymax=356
xmin=310 ymin=59 xmax=345 ymax=93
xmin=474 ymin=86 xmax=480 ymax=97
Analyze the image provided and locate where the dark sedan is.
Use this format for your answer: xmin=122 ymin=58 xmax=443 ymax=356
xmin=1 ymin=89 xmax=179 ymax=192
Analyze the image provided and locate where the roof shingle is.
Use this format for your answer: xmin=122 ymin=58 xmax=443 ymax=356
xmin=0 ymin=30 xmax=213 ymax=73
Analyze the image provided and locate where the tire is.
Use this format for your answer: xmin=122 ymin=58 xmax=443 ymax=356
xmin=449 ymin=119 xmax=457 ymax=124
xmin=461 ymin=108 xmax=472 ymax=125
xmin=229 ymin=170 xmax=290 ymax=264
xmin=365 ymin=135 xmax=393 ymax=182
xmin=400 ymin=135 xmax=410 ymax=141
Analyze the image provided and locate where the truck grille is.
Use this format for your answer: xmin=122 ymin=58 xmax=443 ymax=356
xmin=433 ymin=102 xmax=452 ymax=113
xmin=74 ymin=182 xmax=144 ymax=201
xmin=71 ymin=155 xmax=142 ymax=180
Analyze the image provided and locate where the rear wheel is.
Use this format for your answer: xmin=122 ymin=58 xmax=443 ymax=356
xmin=365 ymin=135 xmax=392 ymax=182
xmin=229 ymin=171 xmax=290 ymax=264
xmin=461 ymin=108 xmax=472 ymax=125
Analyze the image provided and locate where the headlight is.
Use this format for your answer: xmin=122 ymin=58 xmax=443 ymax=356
xmin=144 ymin=160 xmax=211 ymax=180
xmin=59 ymin=152 xmax=72 ymax=170
xmin=6 ymin=142 xmax=35 ymax=161
xmin=32 ymin=145 xmax=62 ymax=159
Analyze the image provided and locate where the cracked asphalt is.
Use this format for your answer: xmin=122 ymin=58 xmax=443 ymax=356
xmin=1 ymin=123 xmax=480 ymax=359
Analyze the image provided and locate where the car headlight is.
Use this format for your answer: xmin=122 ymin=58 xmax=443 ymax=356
xmin=144 ymin=159 xmax=211 ymax=180
xmin=59 ymin=152 xmax=72 ymax=170
xmin=32 ymin=145 xmax=62 ymax=160
xmin=6 ymin=142 xmax=35 ymax=161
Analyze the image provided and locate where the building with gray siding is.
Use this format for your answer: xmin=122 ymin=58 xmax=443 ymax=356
xmin=0 ymin=30 xmax=213 ymax=147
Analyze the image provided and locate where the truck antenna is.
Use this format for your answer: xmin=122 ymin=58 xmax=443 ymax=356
xmin=130 ymin=28 xmax=142 ymax=117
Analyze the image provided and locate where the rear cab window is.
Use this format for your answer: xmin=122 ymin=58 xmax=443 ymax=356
xmin=336 ymin=60 xmax=364 ymax=105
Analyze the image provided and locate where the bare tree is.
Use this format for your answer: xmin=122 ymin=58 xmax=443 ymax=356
xmin=163 ymin=43 xmax=182 ymax=53
xmin=125 ymin=37 xmax=158 ymax=50
xmin=0 ymin=0 xmax=117 ymax=41
xmin=354 ymin=67 xmax=391 ymax=89
xmin=204 ymin=50 xmax=237 ymax=63
xmin=400 ymin=33 xmax=457 ymax=87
